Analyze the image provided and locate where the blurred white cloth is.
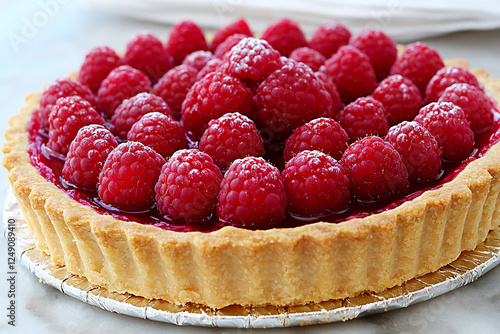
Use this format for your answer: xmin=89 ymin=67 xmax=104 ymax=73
xmin=81 ymin=0 xmax=500 ymax=41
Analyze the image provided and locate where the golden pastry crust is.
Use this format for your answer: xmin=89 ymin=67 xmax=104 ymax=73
xmin=3 ymin=61 xmax=500 ymax=309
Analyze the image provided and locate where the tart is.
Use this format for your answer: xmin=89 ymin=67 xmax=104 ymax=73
xmin=3 ymin=19 xmax=500 ymax=310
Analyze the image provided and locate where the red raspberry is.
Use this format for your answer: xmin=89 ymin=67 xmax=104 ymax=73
xmin=336 ymin=96 xmax=389 ymax=142
xmin=199 ymin=112 xmax=265 ymax=170
xmin=309 ymin=21 xmax=351 ymax=58
xmin=349 ymin=29 xmax=397 ymax=81
xmin=127 ymin=112 xmax=187 ymax=158
xmin=48 ymin=96 xmax=106 ymax=156
xmin=323 ymin=45 xmax=377 ymax=103
xmin=211 ymin=18 xmax=252 ymax=52
xmin=181 ymin=70 xmax=255 ymax=139
xmin=254 ymin=60 xmax=334 ymax=143
xmin=122 ymin=31 xmax=174 ymax=82
xmin=97 ymin=65 xmax=152 ymax=118
xmin=283 ymin=118 xmax=348 ymax=161
xmin=181 ymin=50 xmax=215 ymax=72
xmin=216 ymin=157 xmax=287 ymax=229
xmin=414 ymin=102 xmax=474 ymax=161
xmin=390 ymin=42 xmax=444 ymax=95
xmin=282 ymin=150 xmax=350 ymax=216
xmin=78 ymin=46 xmax=121 ymax=94
xmin=438 ymin=83 xmax=494 ymax=132
xmin=39 ymin=78 xmax=96 ymax=131
xmin=155 ymin=149 xmax=223 ymax=222
xmin=165 ymin=20 xmax=207 ymax=65
xmin=62 ymin=124 xmax=118 ymax=190
xmin=289 ymin=47 xmax=326 ymax=72
xmin=261 ymin=18 xmax=307 ymax=57
xmin=340 ymin=136 xmax=409 ymax=201
xmin=425 ymin=66 xmax=482 ymax=103
xmin=196 ymin=58 xmax=223 ymax=80
xmin=385 ymin=121 xmax=442 ymax=182
xmin=372 ymin=74 xmax=423 ymax=125
xmin=213 ymin=33 xmax=247 ymax=59
xmin=98 ymin=141 xmax=164 ymax=211
xmin=110 ymin=92 xmax=173 ymax=140
xmin=314 ymin=71 xmax=344 ymax=114
xmin=153 ymin=64 xmax=198 ymax=115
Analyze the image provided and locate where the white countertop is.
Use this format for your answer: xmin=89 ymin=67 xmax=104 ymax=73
xmin=1 ymin=2 xmax=500 ymax=333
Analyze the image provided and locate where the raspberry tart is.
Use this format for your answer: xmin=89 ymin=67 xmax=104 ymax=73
xmin=3 ymin=18 xmax=500 ymax=310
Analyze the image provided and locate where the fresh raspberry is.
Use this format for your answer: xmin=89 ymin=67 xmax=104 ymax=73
xmin=289 ymin=47 xmax=326 ymax=72
xmin=153 ymin=64 xmax=198 ymax=115
xmin=196 ymin=58 xmax=223 ymax=80
xmin=372 ymin=74 xmax=423 ymax=125
xmin=210 ymin=18 xmax=252 ymax=52
xmin=97 ymin=65 xmax=152 ymax=118
xmin=127 ymin=112 xmax=187 ymax=158
xmin=309 ymin=21 xmax=351 ymax=58
xmin=424 ymin=66 xmax=482 ymax=103
xmin=181 ymin=70 xmax=255 ymax=139
xmin=181 ymin=50 xmax=215 ymax=72
xmin=340 ymin=136 xmax=409 ymax=201
xmin=385 ymin=121 xmax=442 ymax=182
xmin=261 ymin=18 xmax=307 ymax=57
xmin=349 ymin=29 xmax=397 ymax=81
xmin=336 ymin=96 xmax=389 ymax=142
xmin=165 ymin=20 xmax=207 ymax=65
xmin=414 ymin=102 xmax=474 ymax=161
xmin=213 ymin=33 xmax=247 ymax=59
xmin=390 ymin=42 xmax=444 ymax=95
xmin=122 ymin=31 xmax=174 ymax=82
xmin=254 ymin=60 xmax=334 ymax=143
xmin=314 ymin=71 xmax=344 ymax=114
xmin=216 ymin=157 xmax=287 ymax=229
xmin=39 ymin=78 xmax=96 ymax=131
xmin=78 ymin=46 xmax=121 ymax=94
xmin=283 ymin=118 xmax=348 ymax=161
xmin=110 ymin=92 xmax=173 ymax=140
xmin=62 ymin=124 xmax=118 ymax=190
xmin=282 ymin=150 xmax=350 ymax=216
xmin=438 ymin=83 xmax=494 ymax=132
xmin=323 ymin=45 xmax=377 ymax=103
xmin=155 ymin=149 xmax=223 ymax=222
xmin=98 ymin=141 xmax=164 ymax=211
xmin=199 ymin=112 xmax=265 ymax=170
xmin=48 ymin=96 xmax=106 ymax=156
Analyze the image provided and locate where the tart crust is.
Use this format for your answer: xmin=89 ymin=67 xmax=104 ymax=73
xmin=3 ymin=61 xmax=500 ymax=309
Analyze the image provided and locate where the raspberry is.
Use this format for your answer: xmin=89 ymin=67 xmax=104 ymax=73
xmin=127 ymin=112 xmax=187 ymax=158
xmin=181 ymin=70 xmax=255 ymax=139
xmin=414 ymin=102 xmax=474 ymax=161
xmin=97 ymin=65 xmax=152 ymax=118
xmin=254 ymin=60 xmax=334 ymax=143
xmin=349 ymin=29 xmax=397 ymax=81
xmin=48 ymin=96 xmax=106 ymax=156
xmin=110 ymin=92 xmax=173 ymax=140
xmin=283 ymin=118 xmax=348 ymax=161
xmin=98 ymin=141 xmax=164 ymax=211
xmin=165 ymin=20 xmax=207 ymax=65
xmin=199 ymin=112 xmax=264 ymax=170
xmin=336 ymin=96 xmax=389 ymax=142
xmin=216 ymin=157 xmax=287 ymax=229
xmin=39 ymin=78 xmax=96 ymax=131
xmin=78 ymin=46 xmax=121 ymax=94
xmin=122 ymin=31 xmax=174 ymax=82
xmin=289 ymin=47 xmax=326 ymax=72
xmin=282 ymin=150 xmax=350 ymax=216
xmin=323 ymin=45 xmax=377 ymax=103
xmin=390 ymin=42 xmax=444 ymax=95
xmin=213 ymin=33 xmax=247 ymax=59
xmin=314 ymin=72 xmax=344 ymax=114
xmin=153 ymin=64 xmax=198 ymax=115
xmin=438 ymin=83 xmax=494 ymax=132
xmin=309 ymin=21 xmax=351 ymax=58
xmin=340 ymin=136 xmax=409 ymax=201
xmin=197 ymin=58 xmax=223 ymax=80
xmin=424 ymin=66 xmax=482 ymax=103
xmin=261 ymin=18 xmax=307 ymax=57
xmin=385 ymin=121 xmax=442 ymax=182
xmin=181 ymin=50 xmax=215 ymax=72
xmin=62 ymin=124 xmax=118 ymax=190
xmin=211 ymin=18 xmax=252 ymax=52
xmin=372 ymin=74 xmax=423 ymax=125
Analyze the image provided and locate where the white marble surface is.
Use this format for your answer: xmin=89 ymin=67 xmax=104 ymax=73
xmin=1 ymin=1 xmax=500 ymax=333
